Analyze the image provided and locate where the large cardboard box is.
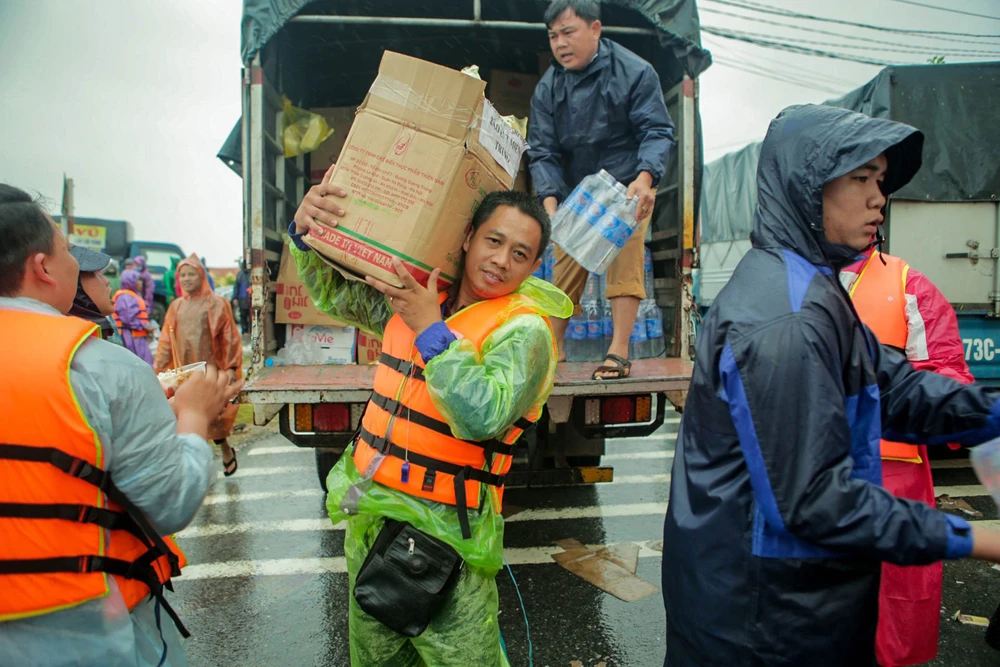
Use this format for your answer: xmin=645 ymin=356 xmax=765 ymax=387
xmin=308 ymin=106 xmax=358 ymax=183
xmin=356 ymin=330 xmax=383 ymax=365
xmin=488 ymin=70 xmax=539 ymax=119
xmin=303 ymin=51 xmax=527 ymax=289
xmin=275 ymin=242 xmax=347 ymax=326
xmin=287 ymin=324 xmax=356 ymax=365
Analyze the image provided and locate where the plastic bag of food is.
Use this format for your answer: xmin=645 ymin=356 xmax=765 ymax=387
xmin=282 ymin=98 xmax=334 ymax=158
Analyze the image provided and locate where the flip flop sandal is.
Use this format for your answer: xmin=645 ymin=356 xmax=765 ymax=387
xmin=223 ymin=450 xmax=238 ymax=477
xmin=592 ymin=353 xmax=632 ymax=381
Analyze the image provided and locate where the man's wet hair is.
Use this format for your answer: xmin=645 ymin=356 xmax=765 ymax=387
xmin=470 ymin=190 xmax=551 ymax=260
xmin=0 ymin=184 xmax=54 ymax=297
xmin=544 ymin=0 xmax=600 ymax=27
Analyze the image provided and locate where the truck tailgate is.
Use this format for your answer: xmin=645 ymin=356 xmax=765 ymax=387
xmin=241 ymin=357 xmax=693 ymax=405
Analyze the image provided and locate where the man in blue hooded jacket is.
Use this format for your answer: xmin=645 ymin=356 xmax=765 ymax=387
xmin=662 ymin=105 xmax=1000 ymax=666
xmin=528 ymin=0 xmax=675 ymax=378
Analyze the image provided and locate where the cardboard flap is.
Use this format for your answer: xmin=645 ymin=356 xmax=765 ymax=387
xmin=365 ymin=51 xmax=485 ymax=141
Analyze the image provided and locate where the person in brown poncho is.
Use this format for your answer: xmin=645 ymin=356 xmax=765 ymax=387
xmin=155 ymin=254 xmax=243 ymax=475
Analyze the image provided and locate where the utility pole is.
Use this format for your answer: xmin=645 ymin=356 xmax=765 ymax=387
xmin=61 ymin=174 xmax=74 ymax=237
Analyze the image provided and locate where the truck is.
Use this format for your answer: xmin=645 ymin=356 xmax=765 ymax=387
xmin=226 ymin=0 xmax=710 ymax=489
xmin=697 ymin=61 xmax=1000 ymax=383
xmin=53 ymin=215 xmax=186 ymax=323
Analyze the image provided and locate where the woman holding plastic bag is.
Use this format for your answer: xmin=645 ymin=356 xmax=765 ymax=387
xmin=154 ymin=255 xmax=243 ymax=476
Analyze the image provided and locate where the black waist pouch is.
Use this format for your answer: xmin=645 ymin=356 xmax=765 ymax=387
xmin=353 ymin=519 xmax=463 ymax=637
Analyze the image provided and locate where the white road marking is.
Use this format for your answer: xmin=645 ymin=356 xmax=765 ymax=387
xmin=177 ymin=542 xmax=664 ymax=580
xmin=506 ymin=502 xmax=667 ymax=522
xmin=178 ymin=502 xmax=670 ymax=539
xmin=612 ymin=473 xmax=671 ymax=485
xmin=930 ymin=458 xmax=971 ymax=469
xmin=603 ymin=451 xmax=674 ymax=463
xmin=934 ymin=485 xmax=988 ymax=498
xmin=247 ymin=445 xmax=306 ymax=456
xmin=217 ymin=465 xmax=312 ymax=479
xmin=201 ymin=489 xmax=325 ymax=506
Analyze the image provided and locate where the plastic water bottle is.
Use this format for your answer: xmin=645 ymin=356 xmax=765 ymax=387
xmin=602 ymin=300 xmax=614 ymax=351
xmin=645 ymin=300 xmax=665 ymax=357
xmin=629 ymin=317 xmax=650 ymax=360
xmin=565 ymin=314 xmax=588 ymax=362
xmin=584 ymin=301 xmax=604 ymax=362
xmin=550 ymin=170 xmax=638 ymax=273
xmin=543 ymin=243 xmax=555 ymax=282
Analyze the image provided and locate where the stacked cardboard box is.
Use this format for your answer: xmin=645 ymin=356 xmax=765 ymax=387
xmin=302 ymin=51 xmax=528 ymax=289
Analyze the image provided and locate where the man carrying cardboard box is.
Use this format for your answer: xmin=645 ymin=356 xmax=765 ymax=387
xmin=290 ymin=172 xmax=571 ymax=665
xmin=528 ymin=0 xmax=676 ymax=379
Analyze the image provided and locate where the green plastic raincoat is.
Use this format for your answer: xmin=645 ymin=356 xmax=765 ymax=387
xmin=291 ymin=244 xmax=572 ymax=666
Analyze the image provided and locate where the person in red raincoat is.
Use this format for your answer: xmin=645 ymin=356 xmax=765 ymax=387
xmin=841 ymin=246 xmax=973 ymax=667
xmin=155 ymin=255 xmax=243 ymax=476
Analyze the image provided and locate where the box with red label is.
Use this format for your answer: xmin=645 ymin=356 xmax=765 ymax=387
xmin=275 ymin=242 xmax=348 ymax=326
xmin=356 ymin=329 xmax=383 ymax=365
xmin=303 ymin=51 xmax=525 ymax=290
xmin=287 ymin=324 xmax=357 ymax=365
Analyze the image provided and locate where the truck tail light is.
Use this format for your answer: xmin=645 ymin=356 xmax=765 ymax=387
xmin=601 ymin=397 xmax=635 ymax=424
xmin=294 ymin=404 xmax=313 ymax=431
xmin=314 ymin=403 xmax=350 ymax=432
xmin=291 ymin=402 xmax=366 ymax=434
xmin=598 ymin=395 xmax=654 ymax=425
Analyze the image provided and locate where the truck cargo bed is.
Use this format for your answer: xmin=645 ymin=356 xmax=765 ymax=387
xmin=241 ymin=357 xmax=693 ymax=405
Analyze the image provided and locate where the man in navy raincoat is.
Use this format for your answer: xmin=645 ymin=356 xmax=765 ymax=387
xmin=662 ymin=104 xmax=1000 ymax=666
xmin=528 ymin=0 xmax=675 ymax=379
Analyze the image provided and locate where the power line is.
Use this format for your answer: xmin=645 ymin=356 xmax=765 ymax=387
xmin=705 ymin=24 xmax=1000 ymax=57
xmin=710 ymin=54 xmax=847 ymax=94
xmin=703 ymin=26 xmax=899 ymax=66
xmin=703 ymin=35 xmax=859 ymax=90
xmin=702 ymin=5 xmax=1000 ymax=50
xmin=886 ymin=0 xmax=1000 ymax=21
xmin=702 ymin=0 xmax=1000 ymax=39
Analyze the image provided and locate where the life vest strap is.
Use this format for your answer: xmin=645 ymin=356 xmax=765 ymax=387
xmin=358 ymin=425 xmax=507 ymax=540
xmin=379 ymin=352 xmax=426 ymax=382
xmin=370 ymin=391 xmax=518 ymax=457
xmin=0 ymin=552 xmax=190 ymax=638
xmin=0 ymin=502 xmax=147 ymax=541
xmin=0 ymin=443 xmax=180 ymax=577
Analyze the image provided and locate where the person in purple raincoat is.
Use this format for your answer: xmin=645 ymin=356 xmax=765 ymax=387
xmin=113 ymin=269 xmax=154 ymax=366
xmin=133 ymin=256 xmax=155 ymax=311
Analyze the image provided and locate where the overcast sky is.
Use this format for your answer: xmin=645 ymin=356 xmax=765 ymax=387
xmin=1 ymin=0 xmax=997 ymax=267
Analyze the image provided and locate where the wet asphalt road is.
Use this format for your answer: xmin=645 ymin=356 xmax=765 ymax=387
xmin=172 ymin=414 xmax=1000 ymax=667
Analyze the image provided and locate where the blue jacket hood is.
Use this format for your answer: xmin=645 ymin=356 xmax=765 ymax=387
xmin=751 ymin=104 xmax=924 ymax=269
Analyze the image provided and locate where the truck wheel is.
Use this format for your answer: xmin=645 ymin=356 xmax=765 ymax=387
xmin=315 ymin=449 xmax=341 ymax=492
xmin=151 ymin=300 xmax=167 ymax=325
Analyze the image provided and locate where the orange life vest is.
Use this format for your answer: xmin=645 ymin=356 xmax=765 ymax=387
xmin=353 ymin=292 xmax=554 ymax=539
xmin=112 ymin=289 xmax=150 ymax=336
xmin=0 ymin=309 xmax=188 ymax=635
xmin=848 ymin=252 xmax=921 ymax=464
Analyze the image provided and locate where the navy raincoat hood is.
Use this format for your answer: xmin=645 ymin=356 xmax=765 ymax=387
xmin=661 ymin=105 xmax=1000 ymax=666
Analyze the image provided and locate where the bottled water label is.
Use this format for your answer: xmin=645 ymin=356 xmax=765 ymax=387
xmin=630 ymin=320 xmax=648 ymax=342
xmin=647 ymin=315 xmax=664 ymax=339
xmin=586 ymin=321 xmax=602 ymax=340
xmin=569 ymin=320 xmax=587 ymax=340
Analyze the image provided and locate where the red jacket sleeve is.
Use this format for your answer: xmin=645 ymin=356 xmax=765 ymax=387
xmin=904 ymin=267 xmax=974 ymax=384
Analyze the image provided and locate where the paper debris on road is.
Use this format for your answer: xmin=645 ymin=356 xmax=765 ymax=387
xmin=552 ymin=539 xmax=658 ymax=602
xmin=952 ymin=610 xmax=991 ymax=627
xmin=936 ymin=494 xmax=984 ymax=518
